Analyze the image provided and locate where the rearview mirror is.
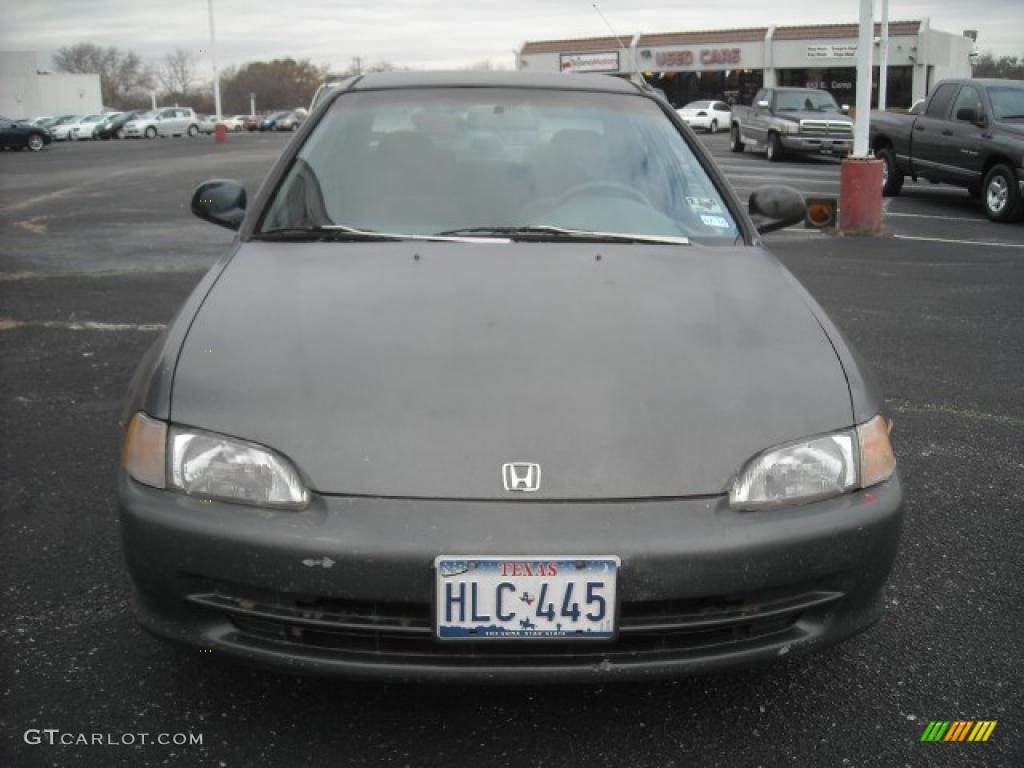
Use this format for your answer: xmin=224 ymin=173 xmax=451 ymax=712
xmin=841 ymin=104 xmax=851 ymax=114
xmin=757 ymin=100 xmax=770 ymax=109
xmin=749 ymin=186 xmax=806 ymax=234
xmin=191 ymin=179 xmax=247 ymax=231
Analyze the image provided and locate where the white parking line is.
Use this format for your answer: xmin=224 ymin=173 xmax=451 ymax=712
xmin=892 ymin=234 xmax=1024 ymax=249
xmin=715 ymin=164 xmax=839 ymax=177
xmin=884 ymin=211 xmax=987 ymax=223
xmin=725 ymin=175 xmax=841 ymax=185
xmin=0 ymin=319 xmax=166 ymax=332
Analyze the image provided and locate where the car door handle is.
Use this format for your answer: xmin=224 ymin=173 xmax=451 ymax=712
xmin=942 ymin=129 xmax=953 ymax=136
xmin=914 ymin=125 xmax=925 ymax=131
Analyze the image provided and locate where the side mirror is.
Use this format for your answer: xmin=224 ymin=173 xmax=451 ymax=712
xmin=955 ymin=106 xmax=976 ymax=122
xmin=749 ymin=185 xmax=806 ymax=234
xmin=191 ymin=179 xmax=247 ymax=231
xmin=841 ymin=104 xmax=851 ymax=114
xmin=956 ymin=106 xmax=985 ymax=126
xmin=757 ymin=100 xmax=770 ymax=110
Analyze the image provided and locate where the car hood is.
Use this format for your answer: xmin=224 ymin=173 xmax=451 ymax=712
xmin=171 ymin=242 xmax=854 ymax=499
xmin=778 ymin=111 xmax=853 ymax=124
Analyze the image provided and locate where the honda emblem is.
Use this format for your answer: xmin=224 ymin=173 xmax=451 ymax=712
xmin=502 ymin=463 xmax=541 ymax=492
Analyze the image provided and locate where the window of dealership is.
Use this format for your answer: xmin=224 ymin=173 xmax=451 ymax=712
xmin=518 ymin=20 xmax=973 ymax=110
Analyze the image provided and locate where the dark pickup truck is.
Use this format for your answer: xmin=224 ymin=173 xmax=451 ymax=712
xmin=870 ymin=78 xmax=1024 ymax=222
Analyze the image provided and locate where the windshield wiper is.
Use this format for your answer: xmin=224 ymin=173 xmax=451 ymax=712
xmin=433 ymin=225 xmax=690 ymax=245
xmin=255 ymin=225 xmax=510 ymax=243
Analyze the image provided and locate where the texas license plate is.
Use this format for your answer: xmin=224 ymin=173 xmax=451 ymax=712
xmin=435 ymin=556 xmax=619 ymax=640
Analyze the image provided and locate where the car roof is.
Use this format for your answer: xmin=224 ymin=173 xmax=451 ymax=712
xmin=350 ymin=71 xmax=641 ymax=94
xmin=936 ymin=78 xmax=1024 ymax=88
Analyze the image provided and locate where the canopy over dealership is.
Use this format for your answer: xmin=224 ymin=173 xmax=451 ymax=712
xmin=518 ymin=20 xmax=974 ymax=110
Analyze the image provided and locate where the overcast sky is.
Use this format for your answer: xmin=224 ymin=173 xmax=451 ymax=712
xmin=4 ymin=0 xmax=1022 ymax=73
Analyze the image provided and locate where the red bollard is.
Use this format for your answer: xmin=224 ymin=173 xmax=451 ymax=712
xmin=215 ymin=122 xmax=227 ymax=145
xmin=839 ymin=157 xmax=883 ymax=235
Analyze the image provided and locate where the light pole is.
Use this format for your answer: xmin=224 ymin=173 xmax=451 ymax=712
xmin=250 ymin=92 xmax=255 ymax=116
xmin=838 ymin=0 xmax=884 ymax=234
xmin=852 ymin=0 xmax=873 ymax=158
xmin=207 ymin=0 xmax=223 ymax=119
xmin=878 ymin=0 xmax=889 ymax=111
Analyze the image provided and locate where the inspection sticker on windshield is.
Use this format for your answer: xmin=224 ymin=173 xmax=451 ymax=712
xmin=700 ymin=214 xmax=731 ymax=228
xmin=435 ymin=556 xmax=618 ymax=640
xmin=686 ymin=196 xmax=723 ymax=214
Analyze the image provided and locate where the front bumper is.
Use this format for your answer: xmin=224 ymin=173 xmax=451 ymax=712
xmin=120 ymin=474 xmax=903 ymax=682
xmin=781 ymin=135 xmax=852 ymax=156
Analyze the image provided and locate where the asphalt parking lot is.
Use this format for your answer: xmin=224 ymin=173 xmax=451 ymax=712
xmin=2 ymin=133 xmax=1022 ymax=768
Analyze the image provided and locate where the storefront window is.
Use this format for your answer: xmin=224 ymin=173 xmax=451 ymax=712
xmin=644 ymin=69 xmax=763 ymax=108
xmin=777 ymin=66 xmax=912 ymax=109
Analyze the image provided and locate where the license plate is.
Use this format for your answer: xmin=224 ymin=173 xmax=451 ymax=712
xmin=435 ymin=556 xmax=619 ymax=640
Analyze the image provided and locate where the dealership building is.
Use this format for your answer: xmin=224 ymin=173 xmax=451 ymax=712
xmin=518 ymin=20 xmax=975 ymax=109
xmin=0 ymin=51 xmax=103 ymax=119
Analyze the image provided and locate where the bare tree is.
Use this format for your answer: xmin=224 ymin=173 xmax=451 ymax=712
xmin=53 ymin=43 xmax=154 ymax=107
xmin=158 ymin=48 xmax=199 ymax=97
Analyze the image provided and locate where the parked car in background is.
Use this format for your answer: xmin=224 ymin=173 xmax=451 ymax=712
xmin=72 ymin=113 xmax=120 ymax=140
xmin=244 ymin=114 xmax=261 ymax=131
xmin=259 ymin=111 xmax=290 ymax=131
xmin=0 ymin=116 xmax=52 ymax=151
xmin=28 ymin=116 xmax=55 ymax=127
xmin=96 ymin=111 xmax=146 ymax=140
xmin=158 ymin=107 xmax=200 ymax=137
xmin=50 ymin=115 xmax=83 ymax=141
xmin=730 ymin=87 xmax=854 ymax=161
xmin=870 ymin=78 xmax=1024 ymax=222
xmin=123 ymin=110 xmax=161 ymax=139
xmin=125 ymin=107 xmax=201 ymax=139
xmin=196 ymin=115 xmax=218 ymax=134
xmin=274 ymin=111 xmax=305 ymax=131
xmin=676 ymin=100 xmax=731 ymax=133
xmin=220 ymin=115 xmax=247 ymax=132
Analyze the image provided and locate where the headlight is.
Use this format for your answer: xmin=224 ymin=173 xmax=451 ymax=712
xmin=169 ymin=425 xmax=308 ymax=509
xmin=778 ymin=121 xmax=800 ymax=135
xmin=730 ymin=415 xmax=896 ymax=510
xmin=122 ymin=412 xmax=308 ymax=509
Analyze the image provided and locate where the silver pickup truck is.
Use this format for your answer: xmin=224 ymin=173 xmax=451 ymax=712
xmin=730 ymin=87 xmax=854 ymax=161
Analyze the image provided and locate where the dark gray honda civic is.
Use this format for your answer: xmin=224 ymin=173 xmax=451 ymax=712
xmin=120 ymin=71 xmax=902 ymax=681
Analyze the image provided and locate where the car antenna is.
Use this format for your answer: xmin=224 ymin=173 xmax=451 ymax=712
xmin=591 ymin=2 xmax=627 ymax=52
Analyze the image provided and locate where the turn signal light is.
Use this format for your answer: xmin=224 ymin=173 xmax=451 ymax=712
xmin=805 ymin=197 xmax=837 ymax=229
xmin=123 ymin=412 xmax=167 ymax=489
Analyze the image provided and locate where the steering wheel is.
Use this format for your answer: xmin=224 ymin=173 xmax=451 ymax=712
xmin=554 ymin=180 xmax=652 ymax=209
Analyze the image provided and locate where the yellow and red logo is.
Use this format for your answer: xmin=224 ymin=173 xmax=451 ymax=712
xmin=920 ymin=721 xmax=997 ymax=742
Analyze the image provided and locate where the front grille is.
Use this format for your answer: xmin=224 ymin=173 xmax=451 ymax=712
xmin=799 ymin=119 xmax=853 ymax=137
xmin=188 ymin=583 xmax=841 ymax=666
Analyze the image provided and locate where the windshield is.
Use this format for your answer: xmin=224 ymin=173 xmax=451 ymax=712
xmin=988 ymin=86 xmax=1024 ymax=120
xmin=775 ymin=91 xmax=840 ymax=112
xmin=261 ymin=87 xmax=739 ymax=242
xmin=135 ymin=111 xmax=156 ymax=119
